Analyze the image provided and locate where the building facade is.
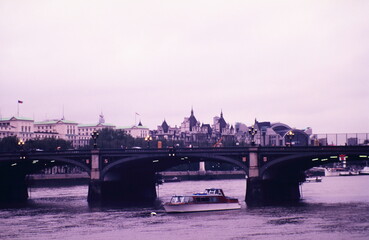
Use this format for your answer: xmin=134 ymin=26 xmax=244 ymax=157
xmin=0 ymin=111 xmax=315 ymax=148
xmin=34 ymin=119 xmax=79 ymax=146
xmin=118 ymin=121 xmax=149 ymax=139
xmin=0 ymin=117 xmax=34 ymax=141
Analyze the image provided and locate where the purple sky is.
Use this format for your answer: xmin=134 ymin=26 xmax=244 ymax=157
xmin=1 ymin=1 xmax=368 ymax=133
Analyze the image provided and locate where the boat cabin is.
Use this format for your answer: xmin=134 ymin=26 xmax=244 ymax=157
xmin=204 ymin=188 xmax=224 ymax=196
xmin=164 ymin=188 xmax=241 ymax=212
xmin=169 ymin=188 xmax=228 ymax=204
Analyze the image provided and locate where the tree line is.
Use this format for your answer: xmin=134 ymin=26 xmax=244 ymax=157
xmin=0 ymin=128 xmax=243 ymax=152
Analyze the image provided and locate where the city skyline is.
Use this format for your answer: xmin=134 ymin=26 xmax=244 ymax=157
xmin=1 ymin=1 xmax=368 ymax=133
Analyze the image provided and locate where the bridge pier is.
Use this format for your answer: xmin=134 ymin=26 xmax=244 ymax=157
xmin=246 ymin=177 xmax=301 ymax=206
xmin=88 ymin=170 xmax=157 ymax=205
xmin=87 ymin=149 xmax=157 ymax=205
xmin=245 ymin=147 xmax=301 ymax=206
xmin=0 ymin=169 xmax=28 ymax=203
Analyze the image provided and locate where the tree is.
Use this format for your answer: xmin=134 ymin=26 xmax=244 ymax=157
xmin=25 ymin=138 xmax=73 ymax=151
xmin=0 ymin=136 xmax=19 ymax=152
xmin=90 ymin=128 xmax=144 ymax=149
xmin=0 ymin=136 xmax=73 ymax=152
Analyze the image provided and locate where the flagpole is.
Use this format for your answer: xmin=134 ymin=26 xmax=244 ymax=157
xmin=17 ymin=102 xmax=19 ymax=117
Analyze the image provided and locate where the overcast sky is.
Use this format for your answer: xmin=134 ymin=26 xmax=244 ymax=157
xmin=0 ymin=0 xmax=368 ymax=133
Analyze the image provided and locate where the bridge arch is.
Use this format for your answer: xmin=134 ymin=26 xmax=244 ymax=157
xmin=101 ymin=153 xmax=248 ymax=179
xmin=27 ymin=156 xmax=91 ymax=175
xmin=259 ymin=151 xmax=362 ymax=179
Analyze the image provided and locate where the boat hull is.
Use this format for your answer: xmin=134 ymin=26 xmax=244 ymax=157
xmin=164 ymin=202 xmax=241 ymax=213
xmin=359 ymin=167 xmax=369 ymax=175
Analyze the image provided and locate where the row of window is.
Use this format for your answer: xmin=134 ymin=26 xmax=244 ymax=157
xmin=67 ymin=129 xmax=76 ymax=134
xmin=37 ymin=126 xmax=52 ymax=129
xmin=21 ymin=126 xmax=32 ymax=132
xmin=79 ymin=128 xmax=97 ymax=132
xmin=0 ymin=132 xmax=13 ymax=136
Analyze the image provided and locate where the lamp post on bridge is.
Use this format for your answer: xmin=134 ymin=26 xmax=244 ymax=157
xmin=18 ymin=139 xmax=25 ymax=152
xmin=145 ymin=135 xmax=152 ymax=149
xmin=248 ymin=125 xmax=257 ymax=146
xmin=286 ymin=130 xmax=294 ymax=147
xmin=91 ymin=130 xmax=99 ymax=149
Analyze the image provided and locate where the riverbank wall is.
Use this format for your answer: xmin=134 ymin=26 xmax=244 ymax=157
xmin=160 ymin=170 xmax=246 ymax=181
xmin=27 ymin=171 xmax=246 ymax=187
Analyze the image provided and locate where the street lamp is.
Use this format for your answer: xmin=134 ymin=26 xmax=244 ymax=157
xmin=145 ymin=135 xmax=152 ymax=149
xmin=18 ymin=139 xmax=25 ymax=151
xmin=91 ymin=130 xmax=99 ymax=149
xmin=286 ymin=130 xmax=295 ymax=146
xmin=248 ymin=125 xmax=257 ymax=146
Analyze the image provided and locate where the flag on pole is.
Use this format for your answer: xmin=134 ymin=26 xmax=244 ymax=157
xmin=135 ymin=112 xmax=140 ymax=115
xmin=18 ymin=100 xmax=23 ymax=104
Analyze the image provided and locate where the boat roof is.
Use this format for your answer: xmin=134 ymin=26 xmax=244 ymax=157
xmin=172 ymin=188 xmax=225 ymax=197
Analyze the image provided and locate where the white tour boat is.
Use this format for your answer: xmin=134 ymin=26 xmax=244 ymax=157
xmin=359 ymin=166 xmax=369 ymax=175
xmin=164 ymin=188 xmax=241 ymax=213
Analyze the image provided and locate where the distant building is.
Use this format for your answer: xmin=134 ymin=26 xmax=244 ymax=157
xmin=77 ymin=114 xmax=116 ymax=147
xmin=34 ymin=119 xmax=79 ymax=146
xmin=155 ymin=119 xmax=180 ymax=141
xmin=0 ymin=111 xmax=316 ymax=148
xmin=212 ymin=111 xmax=228 ymax=134
xmin=251 ymin=120 xmax=311 ymax=146
xmin=234 ymin=122 xmax=248 ymax=144
xmin=211 ymin=111 xmax=235 ymax=145
xmin=179 ymin=108 xmax=214 ymax=145
xmin=181 ymin=108 xmax=198 ymax=133
xmin=118 ymin=121 xmax=149 ymax=138
xmin=0 ymin=116 xmax=34 ymax=141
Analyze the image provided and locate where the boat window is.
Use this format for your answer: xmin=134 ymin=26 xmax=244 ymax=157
xmin=195 ymin=197 xmax=210 ymax=202
xmin=171 ymin=196 xmax=185 ymax=203
xmin=206 ymin=189 xmax=222 ymax=195
xmin=208 ymin=189 xmax=216 ymax=194
xmin=184 ymin=196 xmax=193 ymax=203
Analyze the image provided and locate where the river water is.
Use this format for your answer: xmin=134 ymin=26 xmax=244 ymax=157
xmin=1 ymin=176 xmax=369 ymax=240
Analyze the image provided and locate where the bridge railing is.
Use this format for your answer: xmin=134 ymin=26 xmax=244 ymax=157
xmin=311 ymin=133 xmax=369 ymax=146
xmin=98 ymin=147 xmax=250 ymax=154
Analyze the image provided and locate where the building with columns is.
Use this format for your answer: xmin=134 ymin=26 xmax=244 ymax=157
xmin=0 ymin=116 xmax=34 ymax=141
xmin=34 ymin=119 xmax=79 ymax=146
xmin=77 ymin=114 xmax=116 ymax=147
xmin=118 ymin=121 xmax=150 ymax=139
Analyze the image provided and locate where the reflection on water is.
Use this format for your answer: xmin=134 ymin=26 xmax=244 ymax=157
xmin=1 ymin=176 xmax=369 ymax=240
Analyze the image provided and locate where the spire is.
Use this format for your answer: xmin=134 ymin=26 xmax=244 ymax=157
xmin=218 ymin=110 xmax=227 ymax=132
xmin=162 ymin=119 xmax=169 ymax=133
xmin=189 ymin=107 xmax=197 ymax=131
xmin=138 ymin=120 xmax=143 ymax=126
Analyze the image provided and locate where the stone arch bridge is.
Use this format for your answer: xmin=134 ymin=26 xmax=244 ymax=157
xmin=0 ymin=146 xmax=368 ymax=205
